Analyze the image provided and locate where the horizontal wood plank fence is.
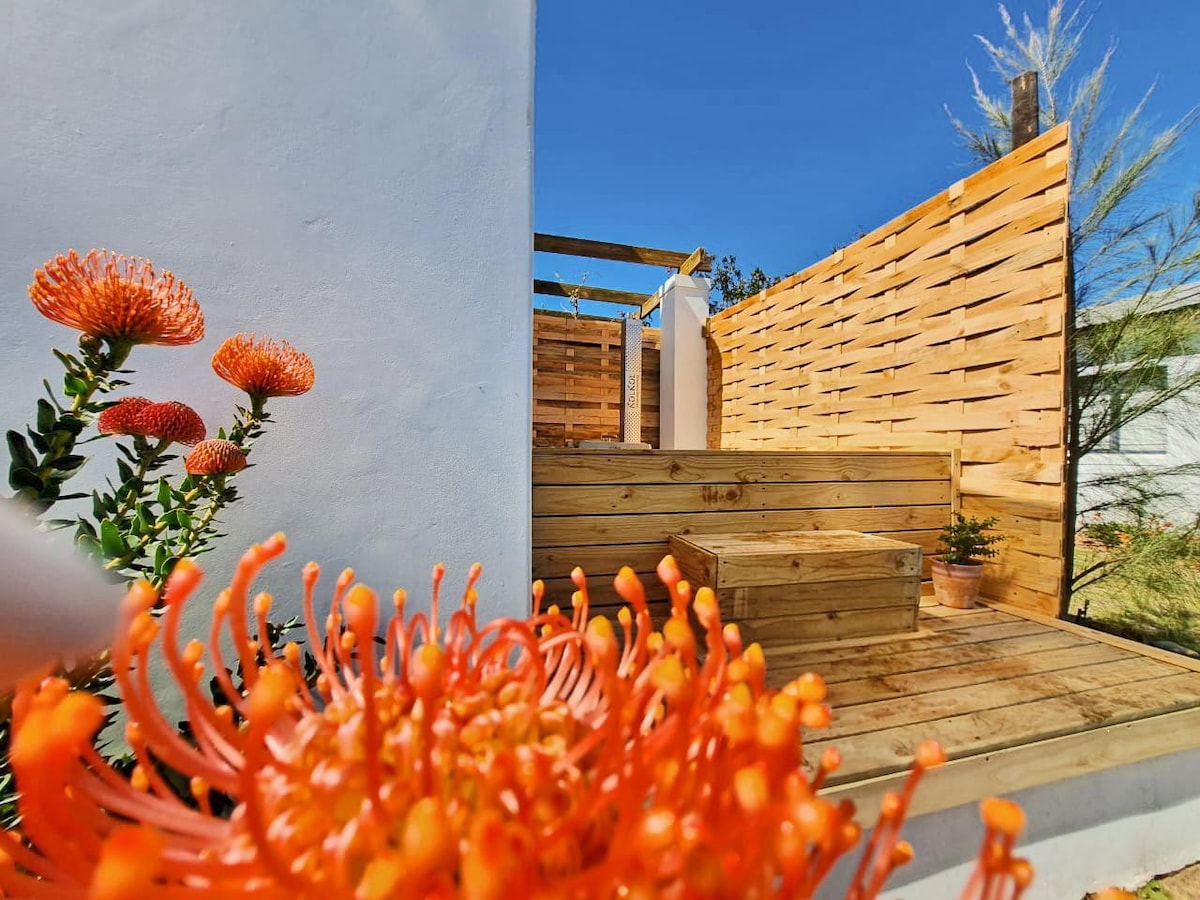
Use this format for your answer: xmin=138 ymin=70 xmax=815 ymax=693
xmin=707 ymin=124 xmax=1071 ymax=615
xmin=533 ymin=310 xmax=660 ymax=447
xmin=532 ymin=449 xmax=953 ymax=619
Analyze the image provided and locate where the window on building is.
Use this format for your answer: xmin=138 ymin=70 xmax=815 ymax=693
xmin=1078 ymin=365 xmax=1170 ymax=454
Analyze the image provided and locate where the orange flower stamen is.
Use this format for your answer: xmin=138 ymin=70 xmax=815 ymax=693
xmin=3 ymin=542 xmax=1026 ymax=898
xmin=211 ymin=333 xmax=315 ymax=401
xmin=29 ymin=249 xmax=204 ymax=346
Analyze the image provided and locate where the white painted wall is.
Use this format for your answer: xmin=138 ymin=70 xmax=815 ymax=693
xmin=0 ymin=1 xmax=534 ymax=622
xmin=1079 ymin=354 xmax=1200 ymax=523
xmin=819 ymin=748 xmax=1200 ymax=899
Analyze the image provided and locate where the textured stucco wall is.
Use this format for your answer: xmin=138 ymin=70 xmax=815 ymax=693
xmin=819 ymin=748 xmax=1200 ymax=899
xmin=0 ymin=1 xmax=534 ymax=621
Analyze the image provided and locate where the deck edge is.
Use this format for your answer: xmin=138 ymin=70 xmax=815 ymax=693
xmin=820 ymin=705 xmax=1200 ymax=823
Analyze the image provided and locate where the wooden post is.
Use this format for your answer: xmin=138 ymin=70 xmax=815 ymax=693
xmin=1011 ymin=71 xmax=1039 ymax=150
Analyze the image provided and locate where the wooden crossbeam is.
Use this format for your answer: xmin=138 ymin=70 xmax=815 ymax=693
xmin=638 ymin=248 xmax=708 ymax=318
xmin=535 ymin=233 xmax=711 ymax=272
xmin=533 ymin=279 xmax=650 ymax=308
xmin=640 ymin=288 xmax=665 ymax=319
xmin=678 ymin=246 xmax=711 ymax=276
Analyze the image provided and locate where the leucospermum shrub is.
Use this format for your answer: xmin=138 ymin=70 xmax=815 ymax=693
xmin=1 ymin=542 xmax=1032 ymax=898
xmin=1 ymin=249 xmax=316 ymax=831
xmin=5 ymin=249 xmax=315 ymax=587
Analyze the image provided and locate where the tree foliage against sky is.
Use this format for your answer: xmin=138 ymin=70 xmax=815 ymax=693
xmin=708 ymin=255 xmax=781 ymax=315
xmin=949 ymin=1 xmax=1200 ymax=539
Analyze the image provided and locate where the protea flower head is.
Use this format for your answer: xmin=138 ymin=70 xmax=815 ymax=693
xmin=184 ymin=439 xmax=247 ymax=476
xmin=1 ymin=540 xmax=1028 ymax=898
xmin=98 ymin=398 xmax=206 ymax=446
xmin=96 ymin=396 xmax=153 ymax=436
xmin=212 ymin=333 xmax=315 ymax=402
xmin=29 ymin=249 xmax=204 ymax=347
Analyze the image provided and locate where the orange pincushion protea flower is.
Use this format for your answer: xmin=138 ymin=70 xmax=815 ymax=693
xmin=1 ymin=540 xmax=1028 ymax=898
xmin=29 ymin=249 xmax=204 ymax=346
xmin=96 ymin=396 xmax=152 ymax=436
xmin=98 ymin=398 xmax=206 ymax=445
xmin=184 ymin=439 xmax=247 ymax=476
xmin=212 ymin=333 xmax=315 ymax=400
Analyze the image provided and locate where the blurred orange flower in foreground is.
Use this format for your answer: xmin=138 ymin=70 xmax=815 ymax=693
xmin=1 ymin=540 xmax=1030 ymax=898
xmin=29 ymin=249 xmax=204 ymax=346
xmin=212 ymin=333 xmax=315 ymax=401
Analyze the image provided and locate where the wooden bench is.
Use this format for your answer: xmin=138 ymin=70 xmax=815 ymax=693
xmin=668 ymin=530 xmax=921 ymax=650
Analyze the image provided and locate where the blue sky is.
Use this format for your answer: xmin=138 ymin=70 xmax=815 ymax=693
xmin=534 ymin=1 xmax=1200 ymax=315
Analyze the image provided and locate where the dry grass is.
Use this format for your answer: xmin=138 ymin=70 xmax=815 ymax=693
xmin=1070 ymin=529 xmax=1200 ymax=650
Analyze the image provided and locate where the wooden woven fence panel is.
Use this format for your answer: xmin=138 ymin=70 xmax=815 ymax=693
xmin=532 ymin=449 xmax=953 ymax=619
xmin=533 ymin=310 xmax=660 ymax=447
xmin=707 ymin=124 xmax=1071 ymax=616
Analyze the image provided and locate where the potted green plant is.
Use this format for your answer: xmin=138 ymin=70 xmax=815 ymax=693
xmin=932 ymin=513 xmax=1003 ymax=609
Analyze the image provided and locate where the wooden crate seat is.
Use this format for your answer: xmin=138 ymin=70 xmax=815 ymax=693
xmin=668 ymin=530 xmax=921 ymax=651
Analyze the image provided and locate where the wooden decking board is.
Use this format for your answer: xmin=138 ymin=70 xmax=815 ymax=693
xmin=919 ymin=609 xmax=1016 ymax=631
xmin=826 ymin=641 xmax=1132 ymax=707
xmin=767 ymin=619 xmax=1057 ymax=674
xmin=810 ymin=671 xmax=1200 ymax=786
xmin=821 ymin=656 xmax=1176 ymax=741
xmin=764 ymin=600 xmax=1200 ymax=822
xmin=773 ymin=629 xmax=1093 ymax=685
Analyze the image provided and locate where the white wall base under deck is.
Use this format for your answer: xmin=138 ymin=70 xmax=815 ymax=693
xmin=820 ymin=747 xmax=1200 ymax=899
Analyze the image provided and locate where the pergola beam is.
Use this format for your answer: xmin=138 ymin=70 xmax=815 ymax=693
xmin=534 ymin=233 xmax=711 ymax=273
xmin=532 ymin=279 xmax=650 ymax=308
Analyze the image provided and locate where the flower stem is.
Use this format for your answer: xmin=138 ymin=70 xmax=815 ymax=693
xmin=103 ymin=484 xmax=205 ymax=574
xmin=110 ymin=437 xmax=172 ymax=523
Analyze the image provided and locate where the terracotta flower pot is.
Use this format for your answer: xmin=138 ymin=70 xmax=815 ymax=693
xmin=931 ymin=559 xmax=984 ymax=609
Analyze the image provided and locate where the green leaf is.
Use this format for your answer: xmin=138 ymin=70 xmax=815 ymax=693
xmin=42 ymin=380 xmax=64 ymax=413
xmin=137 ymin=503 xmax=155 ymax=531
xmin=156 ymin=478 xmax=171 ymax=508
xmin=63 ymin=374 xmax=88 ymax=398
xmin=6 ymin=430 xmax=38 ymax=471
xmin=153 ymin=542 xmax=168 ymax=576
xmin=52 ymin=454 xmax=87 ymax=473
xmin=76 ymin=533 xmax=103 ymax=561
xmin=25 ymin=430 xmax=50 ymax=454
xmin=52 ymin=348 xmax=81 ymax=369
xmin=56 ymin=417 xmax=85 ymax=437
xmin=100 ymin=519 xmax=128 ymax=558
xmin=176 ymin=510 xmax=192 ymax=531
xmin=76 ymin=518 xmax=97 ymax=538
xmin=36 ymin=399 xmax=56 ymax=433
xmin=116 ymin=459 xmax=134 ymax=484
xmin=8 ymin=467 xmax=42 ymax=492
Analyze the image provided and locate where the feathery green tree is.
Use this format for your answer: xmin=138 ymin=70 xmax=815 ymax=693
xmin=948 ymin=1 xmax=1200 ymax=602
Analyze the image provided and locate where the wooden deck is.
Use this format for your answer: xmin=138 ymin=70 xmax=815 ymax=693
xmin=768 ymin=601 xmax=1200 ymax=821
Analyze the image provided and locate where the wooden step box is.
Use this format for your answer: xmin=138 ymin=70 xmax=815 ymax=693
xmin=668 ymin=530 xmax=922 ymax=649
